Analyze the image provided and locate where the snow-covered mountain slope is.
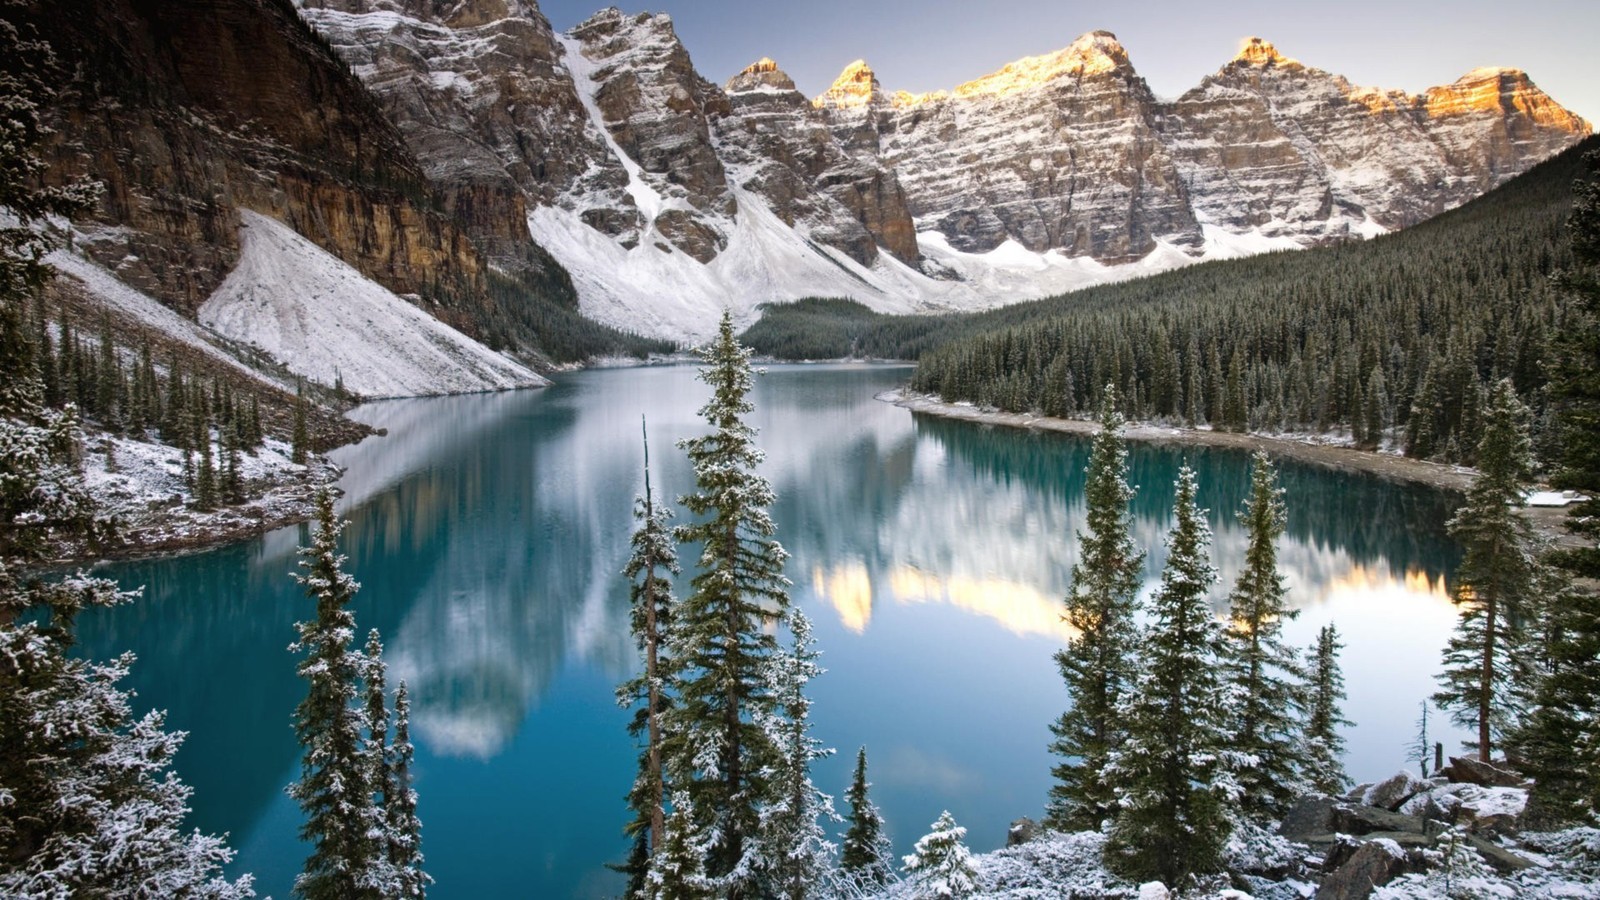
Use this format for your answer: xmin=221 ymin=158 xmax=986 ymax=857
xmin=297 ymin=3 xmax=1591 ymax=342
xmin=199 ymin=212 xmax=547 ymax=398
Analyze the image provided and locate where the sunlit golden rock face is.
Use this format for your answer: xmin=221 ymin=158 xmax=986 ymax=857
xmin=812 ymin=59 xmax=887 ymax=111
xmin=1424 ymin=68 xmax=1592 ymax=132
xmin=725 ymin=56 xmax=797 ymax=93
xmin=1231 ymin=36 xmax=1299 ymax=70
xmin=950 ymin=30 xmax=1131 ymax=100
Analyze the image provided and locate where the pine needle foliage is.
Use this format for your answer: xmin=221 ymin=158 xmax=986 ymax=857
xmin=840 ymin=746 xmax=893 ymax=891
xmin=664 ymin=310 xmax=791 ymax=896
xmin=902 ymin=811 xmax=978 ymax=900
xmin=1222 ymin=451 xmax=1307 ymax=820
xmin=1303 ymin=624 xmax=1352 ymax=796
xmin=757 ymin=608 xmax=837 ymax=900
xmin=288 ymin=489 xmax=386 ymax=900
xmin=1046 ymin=385 xmax=1144 ymax=832
xmin=1104 ymin=466 xmax=1236 ymax=889
xmin=1515 ymin=154 xmax=1600 ymax=823
xmin=617 ymin=418 xmax=679 ymax=898
xmin=1432 ymin=379 xmax=1547 ymax=761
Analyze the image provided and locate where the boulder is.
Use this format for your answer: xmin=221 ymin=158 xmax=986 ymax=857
xmin=1456 ymin=788 xmax=1528 ymax=837
xmin=1332 ymin=804 xmax=1431 ymax=837
xmin=1441 ymin=756 xmax=1522 ymax=787
xmin=1317 ymin=838 xmax=1410 ymax=900
xmin=1278 ymin=796 xmax=1341 ymax=842
xmin=1464 ymin=834 xmax=1535 ymax=873
xmin=1006 ymin=816 xmax=1037 ymax=847
xmin=1361 ymin=771 xmax=1429 ymax=811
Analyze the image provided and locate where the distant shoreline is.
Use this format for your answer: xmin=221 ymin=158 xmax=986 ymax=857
xmin=882 ymin=390 xmax=1581 ymax=551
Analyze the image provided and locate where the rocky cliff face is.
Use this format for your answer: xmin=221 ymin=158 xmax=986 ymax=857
xmin=816 ymin=33 xmax=1203 ymax=262
xmin=29 ymin=0 xmax=489 ymax=323
xmin=287 ymin=5 xmax=1589 ymax=340
xmin=1161 ymin=39 xmax=1592 ymax=239
xmin=814 ymin=33 xmax=1590 ymax=258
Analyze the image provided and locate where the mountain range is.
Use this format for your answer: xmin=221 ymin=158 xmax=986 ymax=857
xmin=26 ymin=0 xmax=1591 ymax=382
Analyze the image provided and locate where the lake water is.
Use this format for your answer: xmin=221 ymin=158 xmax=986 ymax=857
xmin=74 ymin=363 xmax=1468 ymax=898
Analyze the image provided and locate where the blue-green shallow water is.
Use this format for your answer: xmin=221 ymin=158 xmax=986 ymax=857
xmin=71 ymin=363 xmax=1466 ymax=898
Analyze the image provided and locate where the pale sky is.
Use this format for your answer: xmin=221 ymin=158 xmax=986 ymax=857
xmin=539 ymin=0 xmax=1599 ymax=125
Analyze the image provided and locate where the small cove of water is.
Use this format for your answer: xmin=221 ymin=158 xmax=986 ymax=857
xmin=75 ymin=363 xmax=1466 ymax=898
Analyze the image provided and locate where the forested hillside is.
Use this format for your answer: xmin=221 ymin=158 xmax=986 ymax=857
xmin=746 ymin=136 xmax=1600 ymax=465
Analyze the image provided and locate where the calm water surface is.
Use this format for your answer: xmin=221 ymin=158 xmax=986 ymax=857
xmin=75 ymin=364 xmax=1467 ymax=898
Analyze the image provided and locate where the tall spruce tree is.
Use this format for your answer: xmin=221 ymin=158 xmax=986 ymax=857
xmin=1222 ymin=451 xmax=1306 ymax=820
xmin=840 ymin=747 xmax=893 ymax=892
xmin=757 ymin=608 xmax=836 ymax=900
xmin=1433 ymin=379 xmax=1547 ymax=761
xmin=387 ymin=681 xmax=429 ymax=898
xmin=618 ymin=418 xmax=679 ymax=898
xmin=1104 ymin=466 xmax=1236 ymax=889
xmin=1516 ymin=156 xmax=1600 ymax=822
xmin=1046 ymin=385 xmax=1144 ymax=831
xmin=362 ymin=630 xmax=399 ymax=897
xmin=1303 ymin=624 xmax=1352 ymax=795
xmin=664 ymin=310 xmax=791 ymax=896
xmin=288 ymin=489 xmax=387 ymax=899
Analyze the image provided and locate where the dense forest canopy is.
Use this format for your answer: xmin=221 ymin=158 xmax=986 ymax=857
xmin=744 ymin=137 xmax=1600 ymax=466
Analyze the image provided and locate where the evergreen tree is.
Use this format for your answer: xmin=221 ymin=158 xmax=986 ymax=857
xmin=1046 ymin=385 xmax=1145 ymax=831
xmin=1515 ymin=150 xmax=1600 ymax=824
xmin=647 ymin=795 xmax=714 ymax=900
xmin=362 ymin=630 xmax=399 ymax=897
xmin=1303 ymin=624 xmax=1352 ymax=796
xmin=0 ymin=565 xmax=255 ymax=898
xmin=1222 ymin=451 xmax=1306 ymax=820
xmin=288 ymin=489 xmax=386 ymax=899
xmin=387 ymin=681 xmax=428 ymax=899
xmin=1433 ymin=379 xmax=1547 ymax=761
xmin=1104 ymin=466 xmax=1235 ymax=889
xmin=662 ymin=311 xmax=792 ymax=896
xmin=195 ymin=414 xmax=218 ymax=511
xmin=293 ymin=384 xmax=310 ymax=465
xmin=839 ymin=747 xmax=893 ymax=892
xmin=618 ymin=419 xmax=679 ymax=898
xmin=757 ymin=609 xmax=837 ymax=899
xmin=902 ymin=811 xmax=978 ymax=900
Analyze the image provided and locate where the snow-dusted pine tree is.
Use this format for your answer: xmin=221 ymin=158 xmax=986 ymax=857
xmin=1222 ymin=451 xmax=1307 ymax=820
xmin=387 ymin=681 xmax=429 ymax=899
xmin=1433 ymin=379 xmax=1547 ymax=761
xmin=757 ymin=608 xmax=837 ymax=900
xmin=362 ymin=629 xmax=400 ymax=897
xmin=1303 ymin=624 xmax=1352 ymax=796
xmin=1105 ymin=465 xmax=1236 ymax=889
xmin=646 ymin=795 xmax=714 ymax=900
xmin=902 ymin=810 xmax=978 ymax=899
xmin=289 ymin=488 xmax=387 ymax=900
xmin=1046 ymin=385 xmax=1144 ymax=832
xmin=840 ymin=746 xmax=893 ymax=892
xmin=618 ymin=419 xmax=679 ymax=897
xmin=664 ymin=310 xmax=791 ymax=896
xmin=0 ymin=567 xmax=256 ymax=897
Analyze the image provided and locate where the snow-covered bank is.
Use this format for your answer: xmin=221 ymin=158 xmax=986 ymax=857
xmin=200 ymin=211 xmax=548 ymax=399
xmin=882 ymin=391 xmax=1582 ymax=551
xmin=65 ymin=430 xmax=341 ymax=565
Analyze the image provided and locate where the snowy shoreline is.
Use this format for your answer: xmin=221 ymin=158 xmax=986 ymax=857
xmin=882 ymin=390 xmax=1581 ymax=551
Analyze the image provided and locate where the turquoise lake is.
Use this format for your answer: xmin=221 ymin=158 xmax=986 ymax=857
xmin=73 ymin=363 xmax=1468 ymax=897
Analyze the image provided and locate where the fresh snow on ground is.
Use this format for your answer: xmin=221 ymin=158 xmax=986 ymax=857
xmin=44 ymin=246 xmax=290 ymax=390
xmin=199 ymin=211 xmax=547 ymax=399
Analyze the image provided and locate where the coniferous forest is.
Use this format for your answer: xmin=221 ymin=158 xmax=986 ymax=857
xmin=747 ymin=138 xmax=1600 ymax=467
